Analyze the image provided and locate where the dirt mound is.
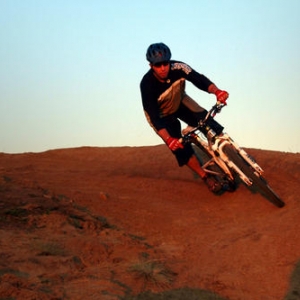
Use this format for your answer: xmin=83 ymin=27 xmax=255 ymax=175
xmin=0 ymin=146 xmax=299 ymax=299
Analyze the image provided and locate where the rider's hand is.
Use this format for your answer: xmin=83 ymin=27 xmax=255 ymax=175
xmin=166 ymin=137 xmax=184 ymax=151
xmin=215 ymin=89 xmax=229 ymax=104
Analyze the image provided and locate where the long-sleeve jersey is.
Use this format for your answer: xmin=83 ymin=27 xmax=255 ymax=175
xmin=140 ymin=60 xmax=214 ymax=132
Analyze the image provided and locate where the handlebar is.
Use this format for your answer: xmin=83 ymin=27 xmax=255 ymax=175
xmin=180 ymin=102 xmax=226 ymax=144
xmin=197 ymin=101 xmax=226 ymax=129
xmin=205 ymin=101 xmax=226 ymax=120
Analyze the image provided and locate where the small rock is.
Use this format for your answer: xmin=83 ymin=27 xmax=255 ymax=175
xmin=99 ymin=192 xmax=109 ymax=200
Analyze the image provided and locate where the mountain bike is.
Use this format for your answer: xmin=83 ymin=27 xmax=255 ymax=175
xmin=180 ymin=102 xmax=285 ymax=208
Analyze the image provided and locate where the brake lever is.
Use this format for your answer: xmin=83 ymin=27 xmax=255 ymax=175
xmin=211 ymin=102 xmax=225 ymax=117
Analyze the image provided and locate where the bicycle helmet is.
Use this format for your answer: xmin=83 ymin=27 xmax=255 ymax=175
xmin=146 ymin=43 xmax=171 ymax=64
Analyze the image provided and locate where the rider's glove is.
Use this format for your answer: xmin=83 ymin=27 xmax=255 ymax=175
xmin=166 ymin=137 xmax=184 ymax=151
xmin=215 ymin=89 xmax=229 ymax=104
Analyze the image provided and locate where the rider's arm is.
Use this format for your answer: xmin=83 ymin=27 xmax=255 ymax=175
xmin=157 ymin=128 xmax=171 ymax=143
xmin=171 ymin=61 xmax=213 ymax=91
xmin=158 ymin=128 xmax=184 ymax=151
xmin=172 ymin=62 xmax=228 ymax=101
xmin=208 ymin=84 xmax=219 ymax=94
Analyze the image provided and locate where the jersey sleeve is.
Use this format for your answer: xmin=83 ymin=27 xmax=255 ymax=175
xmin=140 ymin=79 xmax=166 ymax=131
xmin=171 ymin=61 xmax=213 ymax=91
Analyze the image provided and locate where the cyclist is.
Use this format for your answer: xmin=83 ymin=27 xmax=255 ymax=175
xmin=140 ymin=42 xmax=229 ymax=193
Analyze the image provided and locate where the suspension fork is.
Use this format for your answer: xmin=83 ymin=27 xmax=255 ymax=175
xmin=219 ymin=133 xmax=264 ymax=176
xmin=214 ymin=133 xmax=266 ymax=185
xmin=215 ymin=139 xmax=252 ymax=185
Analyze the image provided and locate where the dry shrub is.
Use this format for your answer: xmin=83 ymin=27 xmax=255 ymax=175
xmin=128 ymin=255 xmax=176 ymax=290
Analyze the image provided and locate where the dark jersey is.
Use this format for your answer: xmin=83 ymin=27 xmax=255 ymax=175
xmin=140 ymin=60 xmax=214 ymax=131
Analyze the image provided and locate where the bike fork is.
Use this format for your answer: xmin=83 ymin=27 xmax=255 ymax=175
xmin=221 ymin=133 xmax=264 ymax=176
xmin=215 ymin=133 xmax=265 ymax=186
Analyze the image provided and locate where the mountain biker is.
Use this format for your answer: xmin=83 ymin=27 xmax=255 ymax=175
xmin=140 ymin=42 xmax=229 ymax=194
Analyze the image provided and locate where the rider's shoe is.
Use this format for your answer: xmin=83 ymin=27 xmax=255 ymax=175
xmin=202 ymin=175 xmax=223 ymax=194
xmin=222 ymin=179 xmax=236 ymax=192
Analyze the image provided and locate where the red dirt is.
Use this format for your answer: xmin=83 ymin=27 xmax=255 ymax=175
xmin=0 ymin=145 xmax=299 ymax=300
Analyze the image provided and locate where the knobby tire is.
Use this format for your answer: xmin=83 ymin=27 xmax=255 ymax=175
xmin=223 ymin=145 xmax=285 ymax=208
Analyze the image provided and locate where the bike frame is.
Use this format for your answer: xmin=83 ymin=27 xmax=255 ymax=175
xmin=182 ymin=103 xmax=265 ymax=187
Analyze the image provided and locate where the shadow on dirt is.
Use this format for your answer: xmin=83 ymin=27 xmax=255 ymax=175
xmin=122 ymin=261 xmax=300 ymax=300
xmin=122 ymin=287 xmax=227 ymax=300
xmin=284 ymin=260 xmax=300 ymax=300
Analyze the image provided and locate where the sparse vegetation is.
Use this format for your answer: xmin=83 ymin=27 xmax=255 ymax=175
xmin=68 ymin=214 xmax=85 ymax=229
xmin=3 ymin=175 xmax=12 ymax=183
xmin=122 ymin=287 xmax=228 ymax=300
xmin=0 ymin=147 xmax=299 ymax=299
xmin=128 ymin=253 xmax=176 ymax=290
xmin=0 ymin=268 xmax=29 ymax=278
xmin=94 ymin=215 xmax=116 ymax=229
xmin=4 ymin=208 xmax=28 ymax=217
xmin=32 ymin=241 xmax=67 ymax=257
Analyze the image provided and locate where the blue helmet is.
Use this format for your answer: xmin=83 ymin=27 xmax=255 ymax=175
xmin=146 ymin=43 xmax=171 ymax=64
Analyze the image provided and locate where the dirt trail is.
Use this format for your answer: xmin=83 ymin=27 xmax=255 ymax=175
xmin=0 ymin=146 xmax=299 ymax=299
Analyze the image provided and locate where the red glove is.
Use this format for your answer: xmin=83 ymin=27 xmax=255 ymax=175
xmin=215 ymin=89 xmax=229 ymax=104
xmin=166 ymin=137 xmax=184 ymax=151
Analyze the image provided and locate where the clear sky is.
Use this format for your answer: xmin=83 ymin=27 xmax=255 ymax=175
xmin=1 ymin=0 xmax=299 ymax=153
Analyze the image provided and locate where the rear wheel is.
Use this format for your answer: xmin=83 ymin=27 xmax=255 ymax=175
xmin=223 ymin=145 xmax=285 ymax=208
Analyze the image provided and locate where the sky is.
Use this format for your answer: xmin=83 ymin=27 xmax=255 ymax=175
xmin=1 ymin=0 xmax=299 ymax=154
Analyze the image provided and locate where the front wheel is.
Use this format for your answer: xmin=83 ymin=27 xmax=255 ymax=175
xmin=223 ymin=145 xmax=285 ymax=208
